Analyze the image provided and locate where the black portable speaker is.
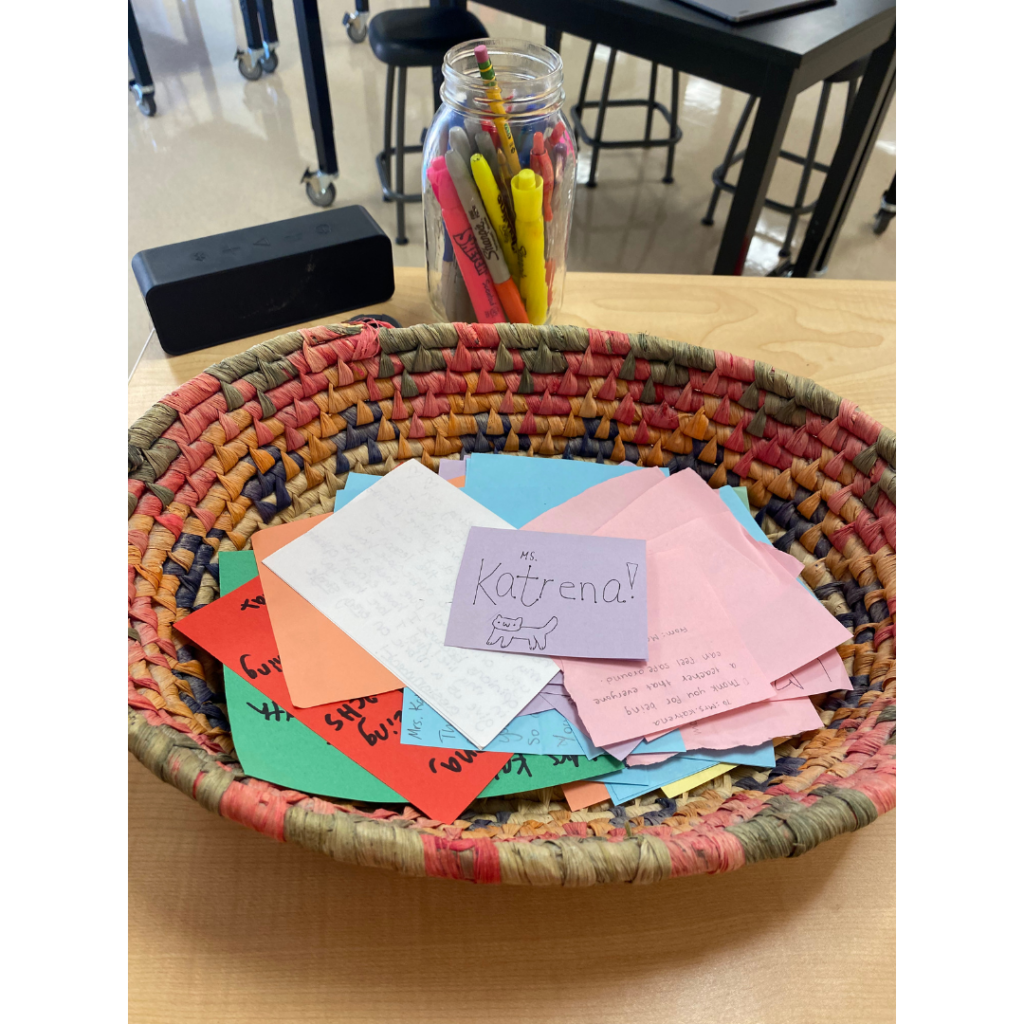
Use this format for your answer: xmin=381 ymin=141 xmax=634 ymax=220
xmin=132 ymin=206 xmax=395 ymax=355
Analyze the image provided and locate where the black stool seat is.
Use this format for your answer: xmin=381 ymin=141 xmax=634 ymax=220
xmin=369 ymin=8 xmax=486 ymax=68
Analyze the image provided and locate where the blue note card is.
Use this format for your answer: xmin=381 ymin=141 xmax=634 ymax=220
xmin=333 ymin=472 xmax=382 ymax=511
xmin=596 ymin=741 xmax=776 ymax=805
xmin=401 ymin=687 xmax=591 ymax=757
xmin=462 ymin=453 xmax=667 ymax=528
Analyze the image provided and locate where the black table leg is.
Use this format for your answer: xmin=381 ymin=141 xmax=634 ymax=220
xmin=713 ymin=64 xmax=799 ymax=275
xmin=792 ymin=29 xmax=896 ymax=277
xmin=257 ymin=0 xmax=278 ymax=44
xmin=128 ymin=1 xmax=157 ymax=115
xmin=240 ymin=0 xmax=264 ymax=52
xmin=292 ymin=0 xmax=339 ymax=199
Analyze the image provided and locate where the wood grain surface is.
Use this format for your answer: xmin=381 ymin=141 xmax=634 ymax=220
xmin=128 ymin=269 xmax=896 ymax=1024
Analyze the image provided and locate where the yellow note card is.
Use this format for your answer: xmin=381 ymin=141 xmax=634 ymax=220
xmin=661 ymin=763 xmax=737 ymax=799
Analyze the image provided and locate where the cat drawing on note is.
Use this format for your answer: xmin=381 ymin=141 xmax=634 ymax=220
xmin=486 ymin=614 xmax=559 ymax=651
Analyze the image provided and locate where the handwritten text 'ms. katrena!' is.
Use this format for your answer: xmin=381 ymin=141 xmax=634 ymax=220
xmin=472 ymin=553 xmax=641 ymax=608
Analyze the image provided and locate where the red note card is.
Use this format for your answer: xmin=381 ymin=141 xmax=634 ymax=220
xmin=175 ymin=575 xmax=510 ymax=823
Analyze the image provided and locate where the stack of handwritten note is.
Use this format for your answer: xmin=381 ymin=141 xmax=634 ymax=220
xmin=176 ymin=452 xmax=851 ymax=824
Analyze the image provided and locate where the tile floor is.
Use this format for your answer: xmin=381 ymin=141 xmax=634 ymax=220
xmin=128 ymin=0 xmax=896 ymax=375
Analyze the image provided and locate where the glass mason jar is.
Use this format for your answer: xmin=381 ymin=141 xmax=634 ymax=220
xmin=422 ymin=38 xmax=576 ymax=326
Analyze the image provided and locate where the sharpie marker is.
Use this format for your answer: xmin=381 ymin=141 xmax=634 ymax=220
xmin=429 ymin=158 xmax=506 ymax=324
xmin=471 ymin=152 xmax=519 ymax=284
xmin=445 ymin=150 xmax=528 ymax=323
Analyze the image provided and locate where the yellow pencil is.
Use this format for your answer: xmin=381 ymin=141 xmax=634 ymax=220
xmin=474 ymin=44 xmax=521 ymax=175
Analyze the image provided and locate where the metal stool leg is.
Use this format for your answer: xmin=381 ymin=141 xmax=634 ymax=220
xmin=663 ymin=69 xmax=680 ymax=183
xmin=643 ymin=63 xmax=658 ymax=143
xmin=702 ymin=94 xmax=756 ymax=225
xmin=843 ymin=77 xmax=857 ymax=125
xmin=873 ymin=173 xmax=895 ymax=234
xmin=431 ymin=65 xmax=442 ymax=118
xmin=587 ymin=48 xmax=618 ymax=187
xmin=780 ymin=81 xmax=831 ymax=258
xmin=382 ymin=63 xmax=395 ymax=204
xmin=395 ymin=65 xmax=409 ymax=245
xmin=575 ymin=41 xmax=597 ymax=153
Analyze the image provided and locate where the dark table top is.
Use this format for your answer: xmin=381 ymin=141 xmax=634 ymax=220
xmin=483 ymin=0 xmax=895 ymax=70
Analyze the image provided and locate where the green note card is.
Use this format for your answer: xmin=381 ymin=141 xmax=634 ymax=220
xmin=216 ymin=550 xmax=618 ymax=804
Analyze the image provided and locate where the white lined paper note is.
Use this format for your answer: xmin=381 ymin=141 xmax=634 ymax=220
xmin=263 ymin=460 xmax=558 ymax=748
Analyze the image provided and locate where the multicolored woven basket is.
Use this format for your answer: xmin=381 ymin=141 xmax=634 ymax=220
xmin=128 ymin=319 xmax=895 ymax=885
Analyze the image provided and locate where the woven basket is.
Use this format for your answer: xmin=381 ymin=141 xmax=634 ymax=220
xmin=128 ymin=319 xmax=895 ymax=886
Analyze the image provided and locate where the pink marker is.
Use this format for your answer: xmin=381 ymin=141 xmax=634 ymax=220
xmin=431 ymin=158 xmax=506 ymax=323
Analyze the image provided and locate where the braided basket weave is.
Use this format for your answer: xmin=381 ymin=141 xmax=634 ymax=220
xmin=128 ymin=319 xmax=895 ymax=886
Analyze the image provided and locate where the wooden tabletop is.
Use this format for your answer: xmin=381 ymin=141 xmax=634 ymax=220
xmin=128 ymin=268 xmax=896 ymax=1024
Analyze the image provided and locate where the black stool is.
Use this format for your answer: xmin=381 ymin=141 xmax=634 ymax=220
xmin=702 ymin=58 xmax=870 ymax=260
xmin=369 ymin=7 xmax=487 ymax=245
xmin=570 ymin=42 xmax=682 ymax=188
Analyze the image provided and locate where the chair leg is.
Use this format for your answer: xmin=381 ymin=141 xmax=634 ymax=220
xmin=780 ymin=81 xmax=831 ymax=258
xmin=703 ymin=94 xmax=756 ymax=225
xmin=587 ymin=48 xmax=617 ymax=187
xmin=395 ymin=65 xmax=408 ymax=245
xmin=382 ymin=63 xmax=395 ymax=204
xmin=578 ymin=42 xmax=597 ymax=118
xmin=643 ymin=63 xmax=658 ymax=143
xmin=431 ymin=65 xmax=442 ymax=116
xmin=663 ymin=69 xmax=680 ymax=183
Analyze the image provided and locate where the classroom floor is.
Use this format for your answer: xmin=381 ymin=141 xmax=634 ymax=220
xmin=128 ymin=0 xmax=896 ymax=376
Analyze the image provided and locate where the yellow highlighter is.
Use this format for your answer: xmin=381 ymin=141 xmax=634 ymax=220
xmin=470 ymin=153 xmax=520 ymax=285
xmin=511 ymin=168 xmax=547 ymax=325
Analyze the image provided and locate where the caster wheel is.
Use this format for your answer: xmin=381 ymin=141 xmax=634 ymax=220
xmin=701 ymin=216 xmax=714 ymax=226
xmin=136 ymin=93 xmax=157 ymax=117
xmin=873 ymin=210 xmax=894 ymax=235
xmin=259 ymin=51 xmax=279 ymax=73
xmin=344 ymin=14 xmax=368 ymax=43
xmin=237 ymin=52 xmax=263 ymax=80
xmin=306 ymin=181 xmax=336 ymax=208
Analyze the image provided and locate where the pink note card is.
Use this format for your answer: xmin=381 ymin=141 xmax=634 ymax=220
xmin=560 ymin=556 xmax=774 ymax=747
xmin=523 ymin=468 xmax=667 ymax=536
xmin=647 ymin=519 xmax=851 ymax=684
xmin=675 ymin=696 xmax=823 ymax=751
xmin=771 ymin=649 xmax=850 ymax=700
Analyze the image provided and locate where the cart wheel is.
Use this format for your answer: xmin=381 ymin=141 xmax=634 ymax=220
xmin=237 ymin=52 xmax=263 ymax=80
xmin=259 ymin=51 xmax=279 ymax=73
xmin=306 ymin=181 xmax=336 ymax=208
xmin=136 ymin=93 xmax=157 ymax=117
xmin=344 ymin=13 xmax=368 ymax=43
xmin=873 ymin=210 xmax=894 ymax=235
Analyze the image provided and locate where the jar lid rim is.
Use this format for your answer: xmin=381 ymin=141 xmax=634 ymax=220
xmin=441 ymin=38 xmax=564 ymax=115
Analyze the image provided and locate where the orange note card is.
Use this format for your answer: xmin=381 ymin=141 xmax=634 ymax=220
xmin=562 ymin=780 xmax=610 ymax=812
xmin=251 ymin=514 xmax=404 ymax=707
xmin=175 ymin=574 xmax=509 ymax=823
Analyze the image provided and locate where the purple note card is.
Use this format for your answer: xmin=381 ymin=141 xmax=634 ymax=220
xmin=445 ymin=527 xmax=648 ymax=660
